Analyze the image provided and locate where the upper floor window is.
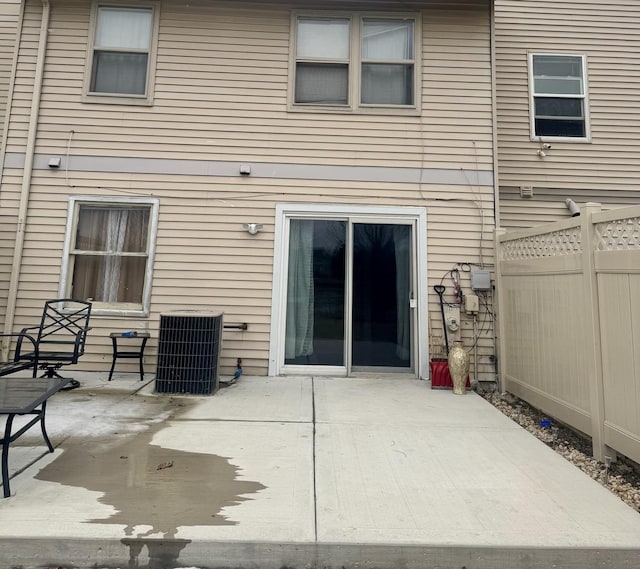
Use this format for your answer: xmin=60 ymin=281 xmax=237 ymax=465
xmin=292 ymin=13 xmax=419 ymax=112
xmin=529 ymin=53 xmax=589 ymax=140
xmin=61 ymin=197 xmax=159 ymax=316
xmin=85 ymin=2 xmax=159 ymax=105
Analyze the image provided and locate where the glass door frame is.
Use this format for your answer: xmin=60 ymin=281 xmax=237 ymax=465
xmin=268 ymin=203 xmax=429 ymax=379
xmin=348 ymin=218 xmax=415 ymax=373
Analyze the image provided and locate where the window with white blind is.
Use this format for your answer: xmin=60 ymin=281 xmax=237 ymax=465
xmin=85 ymin=2 xmax=159 ymax=104
xmin=292 ymin=13 xmax=419 ymax=112
xmin=61 ymin=198 xmax=159 ymax=316
xmin=529 ymin=53 xmax=589 ymax=140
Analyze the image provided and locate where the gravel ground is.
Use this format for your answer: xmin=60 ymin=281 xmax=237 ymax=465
xmin=483 ymin=391 xmax=640 ymax=513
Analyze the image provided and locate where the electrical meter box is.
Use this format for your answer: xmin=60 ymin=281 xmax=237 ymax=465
xmin=471 ymin=269 xmax=491 ymax=291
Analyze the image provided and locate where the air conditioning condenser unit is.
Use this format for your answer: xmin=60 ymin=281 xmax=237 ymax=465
xmin=155 ymin=311 xmax=223 ymax=395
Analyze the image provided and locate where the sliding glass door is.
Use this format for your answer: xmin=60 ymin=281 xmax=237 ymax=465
xmin=285 ymin=220 xmax=346 ymax=366
xmin=283 ymin=218 xmax=415 ymax=373
xmin=352 ymin=223 xmax=411 ymax=369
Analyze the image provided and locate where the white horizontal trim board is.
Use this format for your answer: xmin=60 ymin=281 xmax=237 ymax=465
xmin=3 ymin=152 xmax=494 ymax=186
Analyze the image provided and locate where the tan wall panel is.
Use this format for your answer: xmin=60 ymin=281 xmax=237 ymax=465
xmin=3 ymin=0 xmax=71 ymax=156
xmin=498 ymin=205 xmax=640 ymax=462
xmin=598 ymin=273 xmax=640 ymax=443
xmin=4 ymin=0 xmax=494 ymax=170
xmin=502 ymin=272 xmax=591 ymax=414
xmin=2 ymin=0 xmax=496 ymax=377
xmin=6 ymin=169 xmax=496 ymax=378
xmin=495 ymin=0 xmax=640 ymax=228
xmin=0 ymin=0 xmax=20 ymax=139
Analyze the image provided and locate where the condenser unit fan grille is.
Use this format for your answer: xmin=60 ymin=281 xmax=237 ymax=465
xmin=155 ymin=312 xmax=223 ymax=395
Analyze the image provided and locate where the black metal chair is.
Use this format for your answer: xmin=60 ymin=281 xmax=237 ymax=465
xmin=14 ymin=299 xmax=92 ymax=384
xmin=0 ymin=333 xmax=37 ymax=378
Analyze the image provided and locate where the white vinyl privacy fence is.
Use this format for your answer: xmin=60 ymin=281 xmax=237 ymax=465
xmin=496 ymin=203 xmax=640 ymax=463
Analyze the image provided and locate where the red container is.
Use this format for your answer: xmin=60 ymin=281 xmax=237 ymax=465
xmin=429 ymin=360 xmax=471 ymax=390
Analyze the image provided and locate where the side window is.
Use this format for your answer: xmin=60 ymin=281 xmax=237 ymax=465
xmin=85 ymin=2 xmax=159 ymax=104
xmin=295 ymin=18 xmax=351 ymax=105
xmin=361 ymin=19 xmax=414 ymax=106
xmin=292 ymin=13 xmax=419 ymax=112
xmin=62 ymin=198 xmax=159 ymax=316
xmin=530 ymin=53 xmax=589 ymax=140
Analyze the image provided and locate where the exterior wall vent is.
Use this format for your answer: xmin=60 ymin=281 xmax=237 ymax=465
xmin=520 ymin=185 xmax=534 ymax=198
xmin=155 ymin=311 xmax=223 ymax=395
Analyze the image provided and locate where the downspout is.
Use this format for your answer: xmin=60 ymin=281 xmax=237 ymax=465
xmin=2 ymin=0 xmax=50 ymax=359
xmin=490 ymin=0 xmax=500 ymax=229
xmin=489 ymin=0 xmax=501 ymax=388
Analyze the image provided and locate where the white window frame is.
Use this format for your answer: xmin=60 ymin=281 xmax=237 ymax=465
xmin=289 ymin=11 xmax=421 ymax=114
xmin=83 ymin=0 xmax=160 ymax=106
xmin=528 ymin=52 xmax=590 ymax=142
xmin=60 ymin=196 xmax=160 ymax=317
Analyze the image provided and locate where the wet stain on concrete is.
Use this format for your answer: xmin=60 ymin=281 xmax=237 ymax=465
xmin=121 ymin=536 xmax=191 ymax=569
xmin=35 ymin=398 xmax=266 ymax=541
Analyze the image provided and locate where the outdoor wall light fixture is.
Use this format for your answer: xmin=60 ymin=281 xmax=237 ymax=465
xmin=243 ymin=223 xmax=263 ymax=235
xmin=536 ymin=141 xmax=552 ymax=158
xmin=564 ymin=198 xmax=580 ymax=217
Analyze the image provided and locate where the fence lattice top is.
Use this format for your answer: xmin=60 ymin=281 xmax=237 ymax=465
xmin=595 ymin=217 xmax=640 ymax=251
xmin=500 ymin=227 xmax=582 ymax=260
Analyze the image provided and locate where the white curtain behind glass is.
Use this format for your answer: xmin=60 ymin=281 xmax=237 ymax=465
xmin=73 ymin=207 xmax=148 ymax=304
xmin=102 ymin=209 xmax=129 ymax=303
xmin=297 ymin=19 xmax=349 ymax=58
xmin=92 ymin=52 xmax=148 ymax=95
xmin=295 ymin=64 xmax=348 ymax=104
xmin=361 ymin=20 xmax=413 ymax=105
xmin=92 ymin=8 xmax=151 ymax=95
xmin=296 ymin=19 xmax=350 ymax=104
xmin=285 ymin=220 xmax=315 ymax=359
xmin=361 ymin=64 xmax=412 ymax=104
xmin=362 ymin=20 xmax=413 ymax=59
xmin=96 ymin=7 xmax=152 ymax=49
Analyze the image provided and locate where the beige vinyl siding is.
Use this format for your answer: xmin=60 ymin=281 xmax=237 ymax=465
xmin=499 ymin=185 xmax=640 ymax=230
xmin=3 ymin=0 xmax=494 ymax=170
xmin=1 ymin=0 xmax=43 ymax=166
xmin=1 ymin=0 xmax=495 ymax=377
xmin=3 ymin=0 xmax=41 ymax=153
xmin=0 ymin=0 xmax=21 ymax=323
xmin=0 ymin=0 xmax=22 ymax=333
xmin=0 ymin=0 xmax=20 ymax=142
xmin=3 ymin=171 xmax=495 ymax=376
xmin=496 ymin=0 xmax=640 ymax=229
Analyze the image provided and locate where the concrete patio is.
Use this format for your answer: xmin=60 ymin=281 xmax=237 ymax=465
xmin=1 ymin=373 xmax=640 ymax=568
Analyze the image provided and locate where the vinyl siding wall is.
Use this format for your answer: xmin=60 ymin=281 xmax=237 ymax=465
xmin=0 ymin=0 xmax=20 ymax=141
xmin=0 ymin=0 xmax=21 ymax=335
xmin=0 ymin=0 xmax=495 ymax=377
xmin=495 ymin=0 xmax=640 ymax=229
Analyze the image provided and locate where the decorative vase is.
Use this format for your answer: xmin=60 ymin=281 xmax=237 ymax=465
xmin=448 ymin=341 xmax=469 ymax=395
